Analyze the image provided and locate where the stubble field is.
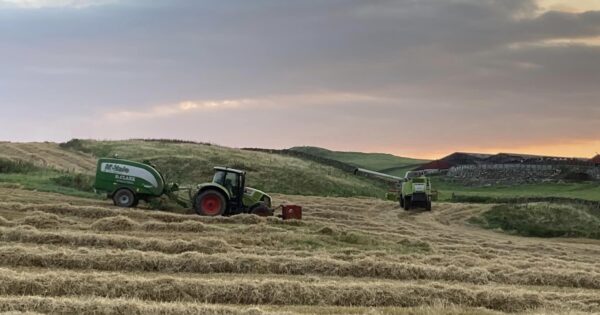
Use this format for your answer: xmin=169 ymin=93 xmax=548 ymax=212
xmin=0 ymin=187 xmax=599 ymax=314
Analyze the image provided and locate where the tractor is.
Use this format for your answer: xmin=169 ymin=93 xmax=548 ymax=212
xmin=353 ymin=167 xmax=434 ymax=211
xmin=399 ymin=174 xmax=432 ymax=211
xmin=93 ymin=158 xmax=276 ymax=217
xmin=192 ymin=166 xmax=273 ymax=216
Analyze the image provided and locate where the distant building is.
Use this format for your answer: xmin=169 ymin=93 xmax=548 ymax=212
xmin=414 ymin=159 xmax=453 ymax=171
xmin=415 ymin=152 xmax=492 ymax=171
xmin=592 ymin=154 xmax=600 ymax=166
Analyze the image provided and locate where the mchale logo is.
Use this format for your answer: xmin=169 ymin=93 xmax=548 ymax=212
xmin=104 ymin=164 xmax=130 ymax=174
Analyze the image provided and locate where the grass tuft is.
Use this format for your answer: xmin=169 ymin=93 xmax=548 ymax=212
xmin=17 ymin=211 xmax=76 ymax=229
xmin=91 ymin=216 xmax=140 ymax=231
xmin=470 ymin=203 xmax=600 ymax=239
xmin=50 ymin=173 xmax=94 ymax=192
xmin=0 ymin=159 xmax=39 ymax=174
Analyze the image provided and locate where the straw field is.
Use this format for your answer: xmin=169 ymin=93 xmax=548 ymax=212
xmin=0 ymin=187 xmax=598 ymax=314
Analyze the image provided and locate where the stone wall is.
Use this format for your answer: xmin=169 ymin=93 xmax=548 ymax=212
xmin=447 ymin=164 xmax=600 ymax=186
xmin=588 ymin=167 xmax=600 ymax=180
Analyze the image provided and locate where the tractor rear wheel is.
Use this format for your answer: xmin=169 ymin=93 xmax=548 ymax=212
xmin=113 ymin=189 xmax=136 ymax=208
xmin=194 ymin=190 xmax=226 ymax=216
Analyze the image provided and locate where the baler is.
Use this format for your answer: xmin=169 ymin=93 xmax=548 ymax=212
xmin=94 ymin=158 xmax=176 ymax=208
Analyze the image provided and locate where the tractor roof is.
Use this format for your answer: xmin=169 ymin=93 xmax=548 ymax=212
xmin=214 ymin=166 xmax=245 ymax=174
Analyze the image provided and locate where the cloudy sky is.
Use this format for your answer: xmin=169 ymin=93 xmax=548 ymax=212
xmin=1 ymin=0 xmax=599 ymax=158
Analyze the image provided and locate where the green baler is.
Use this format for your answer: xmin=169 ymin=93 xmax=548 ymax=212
xmin=94 ymin=158 xmax=176 ymax=207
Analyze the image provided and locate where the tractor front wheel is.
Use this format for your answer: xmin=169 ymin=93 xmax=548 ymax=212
xmin=113 ymin=189 xmax=136 ymax=208
xmin=194 ymin=190 xmax=226 ymax=216
xmin=250 ymin=203 xmax=273 ymax=217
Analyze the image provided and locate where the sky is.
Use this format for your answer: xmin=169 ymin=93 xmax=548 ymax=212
xmin=0 ymin=0 xmax=599 ymax=159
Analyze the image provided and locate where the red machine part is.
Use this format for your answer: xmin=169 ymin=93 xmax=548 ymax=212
xmin=281 ymin=205 xmax=302 ymax=220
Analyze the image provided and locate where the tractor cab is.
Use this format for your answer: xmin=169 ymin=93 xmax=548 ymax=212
xmin=211 ymin=167 xmax=246 ymax=210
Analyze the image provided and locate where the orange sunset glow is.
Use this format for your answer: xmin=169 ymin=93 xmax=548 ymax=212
xmin=402 ymin=140 xmax=600 ymax=160
xmin=538 ymin=0 xmax=600 ymax=12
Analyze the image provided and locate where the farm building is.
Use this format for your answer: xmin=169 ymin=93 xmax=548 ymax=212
xmin=489 ymin=153 xmax=590 ymax=165
xmin=416 ymin=152 xmax=592 ymax=171
xmin=592 ymin=154 xmax=600 ymax=166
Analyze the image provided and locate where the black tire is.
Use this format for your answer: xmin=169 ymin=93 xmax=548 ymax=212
xmin=426 ymin=200 xmax=432 ymax=211
xmin=403 ymin=196 xmax=411 ymax=211
xmin=194 ymin=190 xmax=227 ymax=216
xmin=399 ymin=195 xmax=404 ymax=208
xmin=250 ymin=203 xmax=273 ymax=217
xmin=113 ymin=189 xmax=136 ymax=208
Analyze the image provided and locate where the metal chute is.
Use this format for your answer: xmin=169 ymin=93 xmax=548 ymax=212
xmin=353 ymin=168 xmax=404 ymax=182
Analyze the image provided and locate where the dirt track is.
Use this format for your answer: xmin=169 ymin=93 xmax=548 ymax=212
xmin=0 ymin=188 xmax=599 ymax=314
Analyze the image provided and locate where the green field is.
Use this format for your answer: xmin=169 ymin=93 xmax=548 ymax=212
xmin=433 ymin=177 xmax=600 ymax=202
xmin=289 ymin=146 xmax=428 ymax=176
xmin=0 ymin=171 xmax=99 ymax=199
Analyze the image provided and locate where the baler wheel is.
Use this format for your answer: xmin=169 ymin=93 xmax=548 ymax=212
xmin=113 ymin=189 xmax=136 ymax=208
xmin=195 ymin=190 xmax=226 ymax=216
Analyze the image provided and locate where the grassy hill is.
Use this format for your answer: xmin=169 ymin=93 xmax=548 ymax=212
xmin=289 ymin=146 xmax=428 ymax=176
xmin=2 ymin=140 xmax=599 ymax=203
xmin=0 ymin=140 xmax=388 ymax=198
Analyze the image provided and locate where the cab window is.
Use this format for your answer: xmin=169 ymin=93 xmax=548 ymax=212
xmin=212 ymin=171 xmax=226 ymax=185
xmin=223 ymin=172 xmax=239 ymax=195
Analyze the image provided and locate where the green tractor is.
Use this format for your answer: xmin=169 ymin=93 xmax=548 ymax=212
xmin=93 ymin=158 xmax=273 ymax=216
xmin=192 ymin=166 xmax=272 ymax=216
xmin=400 ymin=174 xmax=432 ymax=211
